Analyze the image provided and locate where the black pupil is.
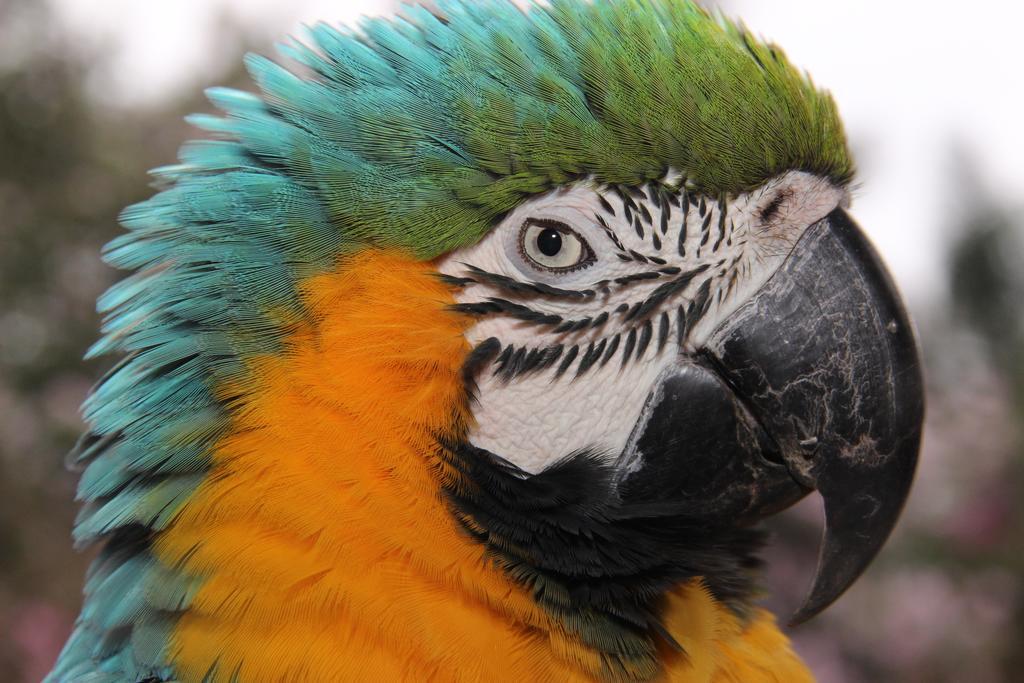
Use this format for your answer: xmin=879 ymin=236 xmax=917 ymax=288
xmin=536 ymin=228 xmax=563 ymax=257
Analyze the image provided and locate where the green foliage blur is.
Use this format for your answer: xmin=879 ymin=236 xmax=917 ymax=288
xmin=0 ymin=1 xmax=1021 ymax=682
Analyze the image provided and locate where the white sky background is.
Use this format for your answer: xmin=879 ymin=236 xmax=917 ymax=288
xmin=50 ymin=0 xmax=1024 ymax=308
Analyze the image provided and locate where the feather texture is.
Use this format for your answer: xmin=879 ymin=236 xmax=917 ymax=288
xmin=51 ymin=1 xmax=847 ymax=679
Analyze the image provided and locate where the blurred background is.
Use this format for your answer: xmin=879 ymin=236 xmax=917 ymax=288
xmin=1 ymin=1 xmax=1021 ymax=681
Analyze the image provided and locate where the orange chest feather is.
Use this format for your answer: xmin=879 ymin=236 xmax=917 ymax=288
xmin=153 ymin=250 xmax=811 ymax=683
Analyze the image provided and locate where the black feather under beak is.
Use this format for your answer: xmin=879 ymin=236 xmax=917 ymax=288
xmin=622 ymin=208 xmax=924 ymax=625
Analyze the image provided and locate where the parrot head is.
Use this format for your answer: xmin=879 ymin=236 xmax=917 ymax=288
xmin=52 ymin=1 xmax=924 ymax=681
xmin=439 ymin=167 xmax=921 ymax=627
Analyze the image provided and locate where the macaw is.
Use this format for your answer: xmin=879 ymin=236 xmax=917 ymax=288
xmin=47 ymin=1 xmax=924 ymax=681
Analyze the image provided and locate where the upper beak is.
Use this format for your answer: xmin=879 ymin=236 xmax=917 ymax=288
xmin=620 ymin=208 xmax=925 ymax=624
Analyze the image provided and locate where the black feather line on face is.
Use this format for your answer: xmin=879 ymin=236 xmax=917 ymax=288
xmin=636 ymin=319 xmax=653 ymax=360
xmin=463 ymin=337 xmax=501 ymax=395
xmin=699 ymin=212 xmax=713 ymax=249
xmin=493 ymin=344 xmax=514 ymax=376
xmin=639 ymin=203 xmax=653 ymax=226
xmin=714 ymin=200 xmax=729 ymax=253
xmin=576 ymin=340 xmax=605 ymax=378
xmin=437 ymin=436 xmax=766 ymax=672
xmin=601 ymin=334 xmax=621 ymax=367
xmin=553 ymin=319 xmax=577 ymax=334
xmin=676 ymin=305 xmax=687 ymax=346
xmin=571 ymin=318 xmax=593 ymax=333
xmin=451 ymin=299 xmax=563 ymax=327
xmin=626 ymin=185 xmax=646 ymax=200
xmin=678 ymin=190 xmax=689 ymax=257
xmin=598 ymin=194 xmax=617 ymax=217
xmin=541 ymin=344 xmax=564 ymax=370
xmin=626 ymin=265 xmax=711 ymax=323
xmin=646 ymin=183 xmax=660 ymax=207
xmin=615 ymin=270 xmax=663 ymax=286
xmin=616 ymin=186 xmax=639 ymax=213
xmin=437 ymin=273 xmax=477 ymax=288
xmin=555 ymin=345 xmax=580 ymax=378
xmin=622 ymin=328 xmax=637 ymax=366
xmin=490 ymin=343 xmax=575 ymax=381
xmin=520 ymin=347 xmax=546 ymax=374
xmin=628 ymin=249 xmax=649 ymax=264
xmin=596 ymin=214 xmax=626 ymax=251
xmin=657 ymin=311 xmax=670 ymax=352
xmin=624 ymin=301 xmax=645 ymax=323
xmin=504 ymin=346 xmax=529 ymax=378
xmin=684 ymin=280 xmax=714 ymax=333
xmin=462 ymin=265 xmax=595 ymax=300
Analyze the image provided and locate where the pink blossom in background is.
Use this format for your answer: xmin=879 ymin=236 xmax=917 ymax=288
xmin=7 ymin=601 xmax=72 ymax=683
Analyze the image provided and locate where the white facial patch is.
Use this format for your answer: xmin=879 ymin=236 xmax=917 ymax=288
xmin=438 ymin=171 xmax=845 ymax=474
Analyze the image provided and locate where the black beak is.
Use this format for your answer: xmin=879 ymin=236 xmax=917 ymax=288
xmin=620 ymin=208 xmax=924 ymax=625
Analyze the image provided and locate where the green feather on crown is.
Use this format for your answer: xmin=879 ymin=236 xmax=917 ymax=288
xmin=193 ymin=0 xmax=853 ymax=259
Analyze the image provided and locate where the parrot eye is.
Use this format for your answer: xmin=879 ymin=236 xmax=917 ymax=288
xmin=518 ymin=219 xmax=595 ymax=273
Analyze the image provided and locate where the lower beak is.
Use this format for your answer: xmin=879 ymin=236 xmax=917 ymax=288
xmin=620 ymin=208 xmax=925 ymax=624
